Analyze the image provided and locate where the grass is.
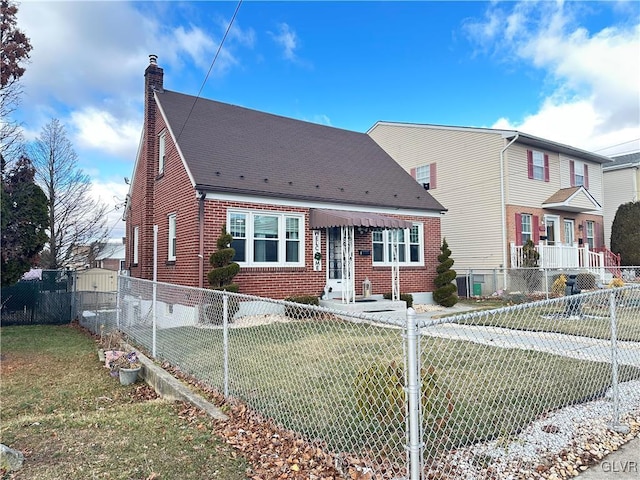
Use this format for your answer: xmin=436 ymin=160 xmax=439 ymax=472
xmin=122 ymin=316 xmax=640 ymax=461
xmin=0 ymin=325 xmax=249 ymax=480
xmin=456 ymin=290 xmax=640 ymax=342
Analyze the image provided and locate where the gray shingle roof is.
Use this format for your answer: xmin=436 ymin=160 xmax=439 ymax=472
xmin=157 ymin=90 xmax=445 ymax=212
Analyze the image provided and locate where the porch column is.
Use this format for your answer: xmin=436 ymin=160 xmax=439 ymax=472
xmin=391 ymin=229 xmax=400 ymax=301
xmin=340 ymin=226 xmax=355 ymax=304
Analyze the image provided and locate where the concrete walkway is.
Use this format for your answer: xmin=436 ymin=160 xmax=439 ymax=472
xmin=417 ymin=321 xmax=640 ymax=367
xmin=576 ymin=436 xmax=639 ymax=479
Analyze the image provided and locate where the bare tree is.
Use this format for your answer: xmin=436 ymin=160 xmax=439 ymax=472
xmin=30 ymin=118 xmax=109 ymax=269
xmin=0 ymin=0 xmax=32 ymax=161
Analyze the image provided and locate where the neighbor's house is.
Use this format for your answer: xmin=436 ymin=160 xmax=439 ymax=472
xmin=93 ymin=240 xmax=126 ymax=272
xmin=123 ymin=56 xmax=446 ymax=302
xmin=368 ymin=123 xmax=619 ymax=284
xmin=602 ymin=152 xmax=640 ymax=250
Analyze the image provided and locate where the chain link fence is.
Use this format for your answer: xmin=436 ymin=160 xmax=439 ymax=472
xmin=456 ymin=266 xmax=640 ymax=300
xmin=80 ymin=276 xmax=640 ymax=479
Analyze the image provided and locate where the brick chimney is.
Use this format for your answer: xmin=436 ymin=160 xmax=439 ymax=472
xmin=140 ymin=55 xmax=164 ymax=279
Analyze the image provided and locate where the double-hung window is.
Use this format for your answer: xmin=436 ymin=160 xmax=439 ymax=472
xmin=527 ymin=150 xmax=549 ymax=181
xmin=521 ymin=214 xmax=532 ymax=244
xmin=412 ymin=164 xmax=437 ymax=190
xmin=372 ymin=223 xmax=423 ymax=265
xmin=228 ymin=210 xmax=304 ymax=266
xmin=158 ymin=131 xmax=166 ymax=175
xmin=168 ymin=213 xmax=177 ymax=261
xmin=133 ymin=226 xmax=139 ymax=265
xmin=585 ymin=221 xmax=595 ymax=249
xmin=570 ymin=160 xmax=589 ymax=188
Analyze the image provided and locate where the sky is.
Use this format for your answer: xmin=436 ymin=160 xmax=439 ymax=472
xmin=13 ymin=0 xmax=640 ymax=241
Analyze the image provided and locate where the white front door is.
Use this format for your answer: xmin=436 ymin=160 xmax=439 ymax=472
xmin=545 ymin=215 xmax=560 ymax=246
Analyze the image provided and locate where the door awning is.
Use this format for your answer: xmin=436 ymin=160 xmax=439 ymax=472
xmin=309 ymin=208 xmax=413 ymax=229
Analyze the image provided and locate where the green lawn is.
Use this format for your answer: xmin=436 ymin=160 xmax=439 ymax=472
xmin=0 ymin=325 xmax=248 ymax=480
xmin=456 ymin=290 xmax=640 ymax=341
xmin=123 ymin=316 xmax=640 ymax=460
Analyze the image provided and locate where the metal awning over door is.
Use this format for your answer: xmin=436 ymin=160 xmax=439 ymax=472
xmin=309 ymin=208 xmax=413 ymax=230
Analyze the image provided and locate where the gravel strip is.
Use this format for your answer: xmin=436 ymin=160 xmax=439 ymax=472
xmin=425 ymin=380 xmax=640 ymax=479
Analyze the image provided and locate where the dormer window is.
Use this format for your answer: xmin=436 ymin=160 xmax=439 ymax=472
xmin=158 ymin=131 xmax=166 ymax=175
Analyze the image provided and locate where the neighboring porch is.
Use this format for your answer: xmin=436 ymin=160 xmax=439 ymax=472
xmin=510 ymin=241 xmax=621 ymax=281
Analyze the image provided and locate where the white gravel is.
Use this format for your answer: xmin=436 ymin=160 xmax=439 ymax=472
xmin=426 ymin=380 xmax=640 ymax=479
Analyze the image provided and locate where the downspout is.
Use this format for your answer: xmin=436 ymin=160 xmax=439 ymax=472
xmin=198 ymin=191 xmax=206 ymax=288
xmin=500 ymin=134 xmax=519 ymax=288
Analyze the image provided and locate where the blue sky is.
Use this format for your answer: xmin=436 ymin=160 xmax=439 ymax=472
xmin=14 ymin=1 xmax=640 ymax=240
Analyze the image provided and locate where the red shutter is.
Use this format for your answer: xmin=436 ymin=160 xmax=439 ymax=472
xmin=527 ymin=150 xmax=533 ymax=179
xmin=515 ymin=213 xmax=522 ymax=245
xmin=533 ymin=215 xmax=540 ymax=242
xmin=410 ymin=167 xmax=416 ymax=179
xmin=584 ymin=164 xmax=589 ymax=189
xmin=430 ymin=163 xmax=437 ymax=189
xmin=544 ymin=154 xmax=550 ymax=182
xmin=569 ymin=160 xmax=575 ymax=187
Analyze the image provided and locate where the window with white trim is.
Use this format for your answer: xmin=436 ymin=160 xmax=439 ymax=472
xmin=532 ymin=151 xmax=544 ymax=180
xmin=521 ymin=214 xmax=532 ymax=244
xmin=168 ymin=213 xmax=176 ymax=261
xmin=158 ymin=131 xmax=166 ymax=175
xmin=227 ymin=210 xmax=304 ymax=266
xmin=574 ymin=161 xmax=585 ymax=186
xmin=586 ymin=221 xmax=595 ymax=249
xmin=415 ymin=165 xmax=430 ymax=186
xmin=372 ymin=224 xmax=423 ymax=265
xmin=133 ymin=226 xmax=139 ymax=265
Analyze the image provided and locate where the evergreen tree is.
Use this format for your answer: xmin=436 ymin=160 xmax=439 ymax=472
xmin=610 ymin=201 xmax=640 ymax=266
xmin=1 ymin=155 xmax=48 ymax=286
xmin=433 ymin=238 xmax=458 ymax=307
xmin=207 ymin=227 xmax=240 ymax=292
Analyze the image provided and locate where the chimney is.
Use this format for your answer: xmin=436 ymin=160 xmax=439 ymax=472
xmin=140 ymin=55 xmax=164 ymax=280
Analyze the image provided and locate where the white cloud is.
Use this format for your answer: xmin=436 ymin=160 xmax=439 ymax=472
xmin=270 ymin=23 xmax=299 ymax=61
xmin=70 ymin=108 xmax=140 ymax=159
xmin=466 ymin=2 xmax=640 ymax=155
xmin=89 ymin=181 xmax=129 ymax=241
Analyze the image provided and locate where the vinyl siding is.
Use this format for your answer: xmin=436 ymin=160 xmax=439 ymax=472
xmin=559 ymin=154 xmax=604 ymax=206
xmin=505 ymin=144 xmax=560 ymax=207
xmin=603 ymin=166 xmax=640 ymax=248
xmin=369 ymin=125 xmax=505 ymax=269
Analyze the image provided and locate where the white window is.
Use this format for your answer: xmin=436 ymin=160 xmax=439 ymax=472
xmin=158 ymin=131 xmax=166 ymax=175
xmin=532 ymin=151 xmax=544 ymax=180
xmin=521 ymin=214 xmax=532 ymax=244
xmin=133 ymin=226 xmax=139 ymax=264
xmin=227 ymin=210 xmax=304 ymax=266
xmin=564 ymin=219 xmax=575 ymax=245
xmin=372 ymin=224 xmax=423 ymax=265
xmin=168 ymin=213 xmax=177 ymax=261
xmin=574 ymin=162 xmax=584 ymax=186
xmin=586 ymin=221 xmax=595 ymax=249
xmin=415 ymin=165 xmax=430 ymax=186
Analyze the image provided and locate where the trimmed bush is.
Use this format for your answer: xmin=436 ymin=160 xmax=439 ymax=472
xmin=284 ymin=295 xmax=320 ymax=320
xmin=204 ymin=228 xmax=240 ymax=324
xmin=551 ymin=274 xmax=567 ymax=296
xmin=382 ymin=292 xmax=413 ymax=308
xmin=433 ymin=238 xmax=458 ymax=307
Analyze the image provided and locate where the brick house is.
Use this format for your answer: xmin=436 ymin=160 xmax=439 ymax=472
xmin=124 ymin=56 xmax=446 ymax=301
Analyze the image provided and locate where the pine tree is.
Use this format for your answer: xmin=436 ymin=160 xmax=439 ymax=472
xmin=433 ymin=238 xmax=458 ymax=307
xmin=610 ymin=201 xmax=640 ymax=266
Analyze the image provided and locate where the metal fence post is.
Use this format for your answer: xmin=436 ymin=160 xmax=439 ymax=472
xmin=116 ymin=274 xmax=121 ymax=330
xmin=609 ymin=291 xmax=630 ymax=434
xmin=223 ymin=293 xmax=229 ymax=398
xmin=406 ymin=307 xmax=422 ymax=480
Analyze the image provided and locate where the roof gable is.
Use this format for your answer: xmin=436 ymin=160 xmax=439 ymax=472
xmin=156 ymin=90 xmax=445 ymax=212
xmin=542 ymin=186 xmax=601 ymax=213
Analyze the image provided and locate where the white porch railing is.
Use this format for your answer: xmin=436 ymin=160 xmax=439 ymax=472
xmin=510 ymin=242 xmax=606 ymax=279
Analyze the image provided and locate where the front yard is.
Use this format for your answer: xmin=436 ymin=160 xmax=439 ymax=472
xmin=0 ymin=325 xmax=249 ymax=480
